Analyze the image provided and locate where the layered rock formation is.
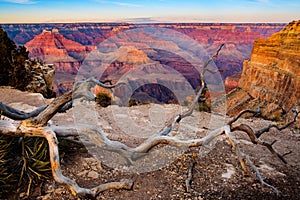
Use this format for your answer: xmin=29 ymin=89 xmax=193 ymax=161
xmin=3 ymin=23 xmax=285 ymax=80
xmin=83 ymin=46 xmax=195 ymax=105
xmin=1 ymin=23 xmax=286 ymax=97
xmin=224 ymin=73 xmax=241 ymax=92
xmin=25 ymin=29 xmax=87 ymax=74
xmin=227 ymin=20 xmax=300 ymax=120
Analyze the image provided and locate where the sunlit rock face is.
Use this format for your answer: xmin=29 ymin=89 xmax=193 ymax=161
xmin=25 ymin=29 xmax=87 ymax=74
xmin=227 ymin=20 xmax=300 ymax=120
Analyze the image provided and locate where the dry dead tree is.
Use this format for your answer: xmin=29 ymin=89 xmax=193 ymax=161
xmin=0 ymin=45 xmax=299 ymax=197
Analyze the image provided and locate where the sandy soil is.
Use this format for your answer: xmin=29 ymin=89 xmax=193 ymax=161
xmin=0 ymin=87 xmax=299 ymax=200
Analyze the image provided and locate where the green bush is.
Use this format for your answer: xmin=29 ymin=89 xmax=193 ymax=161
xmin=96 ymin=92 xmax=112 ymax=107
xmin=0 ymin=136 xmax=17 ymax=196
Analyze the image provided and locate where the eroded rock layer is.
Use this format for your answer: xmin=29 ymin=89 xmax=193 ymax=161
xmin=227 ymin=20 xmax=300 ymax=120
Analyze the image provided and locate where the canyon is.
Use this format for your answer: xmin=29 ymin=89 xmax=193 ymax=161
xmin=0 ymin=21 xmax=299 ymax=199
xmin=1 ymin=23 xmax=286 ymax=92
xmin=2 ymin=23 xmax=299 ymax=108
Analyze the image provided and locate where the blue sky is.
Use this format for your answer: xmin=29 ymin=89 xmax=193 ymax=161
xmin=0 ymin=0 xmax=299 ymax=23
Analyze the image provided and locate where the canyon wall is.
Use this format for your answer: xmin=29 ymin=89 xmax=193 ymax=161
xmin=2 ymin=23 xmax=285 ymax=78
xmin=1 ymin=23 xmax=286 ymax=100
xmin=227 ymin=20 xmax=300 ymax=120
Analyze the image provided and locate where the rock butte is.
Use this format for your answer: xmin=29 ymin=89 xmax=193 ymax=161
xmin=25 ymin=29 xmax=87 ymax=74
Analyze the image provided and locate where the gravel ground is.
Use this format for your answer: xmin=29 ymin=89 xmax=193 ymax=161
xmin=0 ymin=87 xmax=299 ymax=200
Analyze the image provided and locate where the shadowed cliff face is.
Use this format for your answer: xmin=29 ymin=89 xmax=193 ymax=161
xmin=227 ymin=20 xmax=300 ymax=120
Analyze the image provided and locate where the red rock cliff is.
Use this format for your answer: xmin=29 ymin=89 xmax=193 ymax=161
xmin=227 ymin=20 xmax=300 ymax=119
xmin=25 ymin=29 xmax=87 ymax=74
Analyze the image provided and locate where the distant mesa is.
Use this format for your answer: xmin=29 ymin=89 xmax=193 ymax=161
xmin=116 ymin=46 xmax=151 ymax=65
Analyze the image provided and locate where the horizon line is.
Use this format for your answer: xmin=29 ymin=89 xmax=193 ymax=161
xmin=0 ymin=21 xmax=290 ymax=25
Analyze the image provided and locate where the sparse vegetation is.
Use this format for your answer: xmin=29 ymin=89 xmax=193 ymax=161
xmin=128 ymin=98 xmax=150 ymax=107
xmin=0 ymin=113 xmax=52 ymax=198
xmin=0 ymin=136 xmax=52 ymax=198
xmin=128 ymin=98 xmax=139 ymax=107
xmin=0 ymin=135 xmax=17 ymax=196
xmin=198 ymin=87 xmax=211 ymax=112
xmin=96 ymin=92 xmax=112 ymax=107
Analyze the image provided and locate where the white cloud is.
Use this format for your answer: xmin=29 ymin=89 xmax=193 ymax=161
xmin=246 ymin=0 xmax=269 ymax=4
xmin=93 ymin=0 xmax=141 ymax=8
xmin=111 ymin=1 xmax=141 ymax=7
xmin=257 ymin=0 xmax=269 ymax=3
xmin=1 ymin=0 xmax=36 ymax=4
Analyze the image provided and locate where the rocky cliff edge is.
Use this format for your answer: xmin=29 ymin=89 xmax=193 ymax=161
xmin=226 ymin=20 xmax=300 ymax=121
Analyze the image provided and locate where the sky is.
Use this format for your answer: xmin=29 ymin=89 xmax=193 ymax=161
xmin=0 ymin=0 xmax=299 ymax=23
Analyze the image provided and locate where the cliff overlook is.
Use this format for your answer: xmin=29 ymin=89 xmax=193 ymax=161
xmin=227 ymin=20 xmax=300 ymax=120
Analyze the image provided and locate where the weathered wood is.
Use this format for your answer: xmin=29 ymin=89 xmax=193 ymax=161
xmin=255 ymin=110 xmax=299 ymax=138
xmin=228 ymin=109 xmax=260 ymax=126
xmin=245 ymin=155 xmax=279 ymax=195
xmin=1 ymin=99 xmax=298 ymax=197
xmin=30 ymin=90 xmax=73 ymax=126
xmin=73 ymin=77 xmax=126 ymax=100
xmin=0 ymin=102 xmax=47 ymax=120
xmin=42 ymin=128 xmax=133 ymax=197
xmin=185 ymin=154 xmax=196 ymax=192
xmin=231 ymin=123 xmax=288 ymax=164
xmin=0 ymin=120 xmax=19 ymax=136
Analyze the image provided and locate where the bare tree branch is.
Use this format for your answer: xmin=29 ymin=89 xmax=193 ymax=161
xmin=231 ymin=123 xmax=288 ymax=164
xmin=185 ymin=154 xmax=196 ymax=192
xmin=29 ymin=90 xmax=73 ymax=126
xmin=245 ymin=155 xmax=279 ymax=195
xmin=155 ymin=43 xmax=225 ymax=137
xmin=202 ymin=43 xmax=224 ymax=74
xmin=255 ymin=110 xmax=299 ymax=138
xmin=73 ymin=77 xmax=125 ymax=100
xmin=0 ymin=102 xmax=47 ymax=120
xmin=225 ymin=126 xmax=280 ymax=192
xmin=228 ymin=109 xmax=260 ymax=126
